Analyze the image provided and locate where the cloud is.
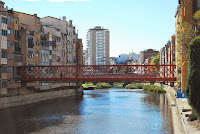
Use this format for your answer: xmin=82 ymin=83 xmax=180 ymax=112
xmin=48 ymin=0 xmax=89 ymax=2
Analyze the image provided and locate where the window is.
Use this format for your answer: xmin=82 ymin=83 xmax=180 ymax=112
xmin=8 ymin=29 xmax=13 ymax=35
xmin=7 ymin=54 xmax=13 ymax=60
xmin=56 ymin=56 xmax=60 ymax=62
xmin=1 ymin=49 xmax=7 ymax=58
xmin=14 ymin=42 xmax=21 ymax=52
xmin=73 ymin=30 xmax=76 ymax=35
xmin=2 ymin=17 xmax=7 ymax=24
xmin=57 ymin=37 xmax=60 ymax=42
xmin=7 ymin=67 xmax=13 ymax=73
xmin=8 ymin=29 xmax=11 ymax=35
xmin=36 ymin=29 xmax=39 ymax=34
xmin=57 ymin=46 xmax=60 ymax=51
xmin=1 ymin=30 xmax=7 ymax=36
xmin=13 ymin=55 xmax=22 ymax=62
xmin=36 ymin=51 xmax=39 ymax=57
xmin=53 ymin=54 xmax=56 ymax=61
xmin=62 ymin=39 xmax=65 ymax=47
xmin=46 ymin=54 xmax=48 ymax=63
xmin=36 ymin=40 xmax=39 ymax=46
xmin=36 ymin=18 xmax=40 ymax=24
xmin=8 ymin=79 xmax=13 ymax=84
xmin=2 ymin=81 xmax=7 ymax=88
xmin=73 ymin=56 xmax=76 ymax=63
xmin=73 ymin=39 xmax=76 ymax=44
xmin=42 ymin=54 xmax=45 ymax=63
xmin=28 ymin=36 xmax=34 ymax=48
xmin=15 ymin=30 xmax=19 ymax=39
xmin=28 ymin=50 xmax=34 ymax=59
xmin=15 ymin=18 xmax=18 ymax=25
xmin=49 ymin=41 xmax=52 ymax=46
xmin=62 ymin=51 xmax=65 ymax=58
xmin=8 ymin=41 xmax=14 ymax=48
xmin=2 ymin=66 xmax=7 ymax=73
xmin=8 ymin=16 xmax=13 ymax=23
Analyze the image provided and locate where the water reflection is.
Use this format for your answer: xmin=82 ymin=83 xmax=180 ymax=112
xmin=0 ymin=88 xmax=173 ymax=134
xmin=141 ymin=93 xmax=173 ymax=133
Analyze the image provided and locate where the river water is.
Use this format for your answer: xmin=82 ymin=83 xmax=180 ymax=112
xmin=0 ymin=88 xmax=173 ymax=134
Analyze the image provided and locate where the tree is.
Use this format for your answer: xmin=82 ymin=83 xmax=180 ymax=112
xmin=176 ymin=11 xmax=200 ymax=55
xmin=176 ymin=17 xmax=195 ymax=55
xmin=150 ymin=53 xmax=160 ymax=65
xmin=150 ymin=53 xmax=160 ymax=72
xmin=187 ymin=36 xmax=200 ymax=118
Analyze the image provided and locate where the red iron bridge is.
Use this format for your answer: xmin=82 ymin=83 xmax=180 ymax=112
xmin=18 ymin=65 xmax=176 ymax=82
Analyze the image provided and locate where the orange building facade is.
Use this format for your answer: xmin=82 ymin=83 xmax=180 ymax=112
xmin=179 ymin=0 xmax=199 ymax=92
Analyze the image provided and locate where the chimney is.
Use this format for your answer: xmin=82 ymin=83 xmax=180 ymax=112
xmin=0 ymin=1 xmax=5 ymax=8
xmin=62 ymin=16 xmax=66 ymax=21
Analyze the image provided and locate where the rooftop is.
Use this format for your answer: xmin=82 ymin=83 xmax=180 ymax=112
xmin=14 ymin=11 xmax=39 ymax=18
xmin=89 ymin=26 xmax=108 ymax=31
xmin=0 ymin=0 xmax=5 ymax=4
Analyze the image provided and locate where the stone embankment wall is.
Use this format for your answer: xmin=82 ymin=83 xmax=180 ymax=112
xmin=0 ymin=87 xmax=82 ymax=109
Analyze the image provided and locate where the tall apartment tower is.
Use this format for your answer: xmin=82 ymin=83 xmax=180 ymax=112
xmin=87 ymin=26 xmax=109 ymax=65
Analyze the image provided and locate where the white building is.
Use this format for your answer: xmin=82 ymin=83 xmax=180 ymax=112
xmin=86 ymin=26 xmax=110 ymax=65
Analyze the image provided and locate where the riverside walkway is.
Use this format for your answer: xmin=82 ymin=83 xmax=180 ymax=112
xmin=159 ymin=84 xmax=200 ymax=134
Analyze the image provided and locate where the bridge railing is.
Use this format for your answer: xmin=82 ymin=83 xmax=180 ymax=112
xmin=18 ymin=65 xmax=176 ymax=82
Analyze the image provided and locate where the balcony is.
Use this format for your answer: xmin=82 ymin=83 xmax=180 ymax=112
xmin=42 ymin=46 xmax=49 ymax=50
xmin=28 ymin=31 xmax=34 ymax=36
xmin=13 ymin=75 xmax=21 ymax=79
xmin=14 ymin=47 xmax=21 ymax=53
xmin=41 ymin=35 xmax=47 ymax=41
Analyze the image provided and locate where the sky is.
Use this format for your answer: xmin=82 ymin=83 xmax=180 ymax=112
xmin=4 ymin=0 xmax=178 ymax=57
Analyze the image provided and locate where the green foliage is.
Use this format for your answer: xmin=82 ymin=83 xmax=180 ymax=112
xmin=193 ymin=10 xmax=200 ymax=21
xmin=125 ymin=83 xmax=144 ymax=89
xmin=82 ymin=83 xmax=96 ymax=89
xmin=150 ymin=53 xmax=160 ymax=65
xmin=113 ymin=82 xmax=124 ymax=88
xmin=177 ymin=17 xmax=195 ymax=55
xmin=187 ymin=36 xmax=200 ymax=115
xmin=95 ymin=82 xmax=112 ymax=89
xmin=143 ymin=85 xmax=166 ymax=93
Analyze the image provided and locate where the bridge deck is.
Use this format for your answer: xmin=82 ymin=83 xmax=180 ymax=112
xmin=18 ymin=65 xmax=176 ymax=82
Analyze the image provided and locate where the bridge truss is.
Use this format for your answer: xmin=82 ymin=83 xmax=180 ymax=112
xmin=18 ymin=65 xmax=176 ymax=82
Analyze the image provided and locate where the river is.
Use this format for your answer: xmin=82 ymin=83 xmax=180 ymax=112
xmin=0 ymin=88 xmax=173 ymax=134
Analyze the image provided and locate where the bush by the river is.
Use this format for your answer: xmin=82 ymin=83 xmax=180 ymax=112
xmin=82 ymin=83 xmax=96 ymax=89
xmin=143 ymin=85 xmax=166 ymax=93
xmin=113 ymin=82 xmax=124 ymax=88
xmin=95 ymin=82 xmax=112 ymax=89
xmin=125 ymin=83 xmax=144 ymax=89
